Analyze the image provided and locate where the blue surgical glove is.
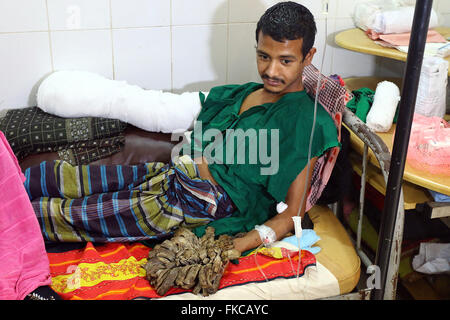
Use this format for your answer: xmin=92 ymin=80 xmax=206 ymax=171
xmin=281 ymin=229 xmax=321 ymax=255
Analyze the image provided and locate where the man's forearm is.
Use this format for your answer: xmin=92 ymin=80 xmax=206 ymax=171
xmin=233 ymin=208 xmax=298 ymax=253
xmin=233 ymin=157 xmax=317 ymax=254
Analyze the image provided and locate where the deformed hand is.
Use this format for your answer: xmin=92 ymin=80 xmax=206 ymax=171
xmin=143 ymin=227 xmax=241 ymax=297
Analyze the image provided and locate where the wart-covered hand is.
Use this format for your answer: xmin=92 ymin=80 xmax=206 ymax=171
xmin=143 ymin=227 xmax=241 ymax=297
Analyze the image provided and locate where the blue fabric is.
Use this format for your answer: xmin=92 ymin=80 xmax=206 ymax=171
xmin=428 ymin=189 xmax=450 ymax=202
xmin=281 ymin=229 xmax=321 ymax=255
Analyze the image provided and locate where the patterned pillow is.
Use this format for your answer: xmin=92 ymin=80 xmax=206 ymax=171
xmin=303 ymin=64 xmax=353 ymax=117
xmin=301 ymin=64 xmax=353 ymax=210
xmin=0 ymin=107 xmax=127 ymax=165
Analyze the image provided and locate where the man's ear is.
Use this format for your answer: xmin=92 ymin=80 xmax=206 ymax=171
xmin=303 ymin=47 xmax=316 ymax=66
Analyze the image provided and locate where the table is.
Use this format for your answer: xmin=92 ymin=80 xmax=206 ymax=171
xmin=335 ymin=27 xmax=450 ymax=76
xmin=344 ymin=77 xmax=450 ymax=198
xmin=334 ymin=28 xmax=450 ymax=213
xmin=335 ymin=27 xmax=450 ymax=301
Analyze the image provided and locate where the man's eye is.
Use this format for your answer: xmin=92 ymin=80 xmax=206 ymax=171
xmin=258 ymin=54 xmax=269 ymax=60
xmin=282 ymin=59 xmax=292 ymax=64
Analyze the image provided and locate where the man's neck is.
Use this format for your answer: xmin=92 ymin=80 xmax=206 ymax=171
xmin=260 ymin=83 xmax=304 ymax=103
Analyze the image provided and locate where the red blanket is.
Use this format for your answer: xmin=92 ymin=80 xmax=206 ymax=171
xmin=48 ymin=242 xmax=316 ymax=300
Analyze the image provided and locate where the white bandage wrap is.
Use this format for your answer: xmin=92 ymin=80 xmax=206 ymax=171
xmin=255 ymin=224 xmax=277 ymax=247
xmin=276 ymin=201 xmax=288 ymax=214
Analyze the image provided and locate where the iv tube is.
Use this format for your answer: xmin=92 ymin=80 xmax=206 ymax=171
xmin=294 ymin=0 xmax=329 ymax=279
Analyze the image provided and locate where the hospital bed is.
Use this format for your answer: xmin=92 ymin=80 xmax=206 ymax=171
xmin=17 ymin=63 xmax=406 ymax=300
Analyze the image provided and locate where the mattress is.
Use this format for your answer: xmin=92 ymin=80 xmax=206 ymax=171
xmin=46 ymin=205 xmax=360 ymax=300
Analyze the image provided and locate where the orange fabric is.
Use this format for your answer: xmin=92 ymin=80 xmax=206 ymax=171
xmin=47 ymin=242 xmax=316 ymax=300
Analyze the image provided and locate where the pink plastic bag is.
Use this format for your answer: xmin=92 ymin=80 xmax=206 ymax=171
xmin=406 ymin=113 xmax=450 ymax=175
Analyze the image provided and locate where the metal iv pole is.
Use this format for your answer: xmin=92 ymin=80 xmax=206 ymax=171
xmin=372 ymin=0 xmax=434 ymax=300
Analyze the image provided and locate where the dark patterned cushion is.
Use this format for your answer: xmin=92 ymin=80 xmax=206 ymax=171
xmin=0 ymin=107 xmax=127 ymax=164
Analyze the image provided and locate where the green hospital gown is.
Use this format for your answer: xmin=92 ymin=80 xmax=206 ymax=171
xmin=183 ymin=82 xmax=340 ymax=237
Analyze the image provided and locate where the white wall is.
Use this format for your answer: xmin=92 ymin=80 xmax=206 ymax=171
xmin=0 ymin=0 xmax=449 ymax=110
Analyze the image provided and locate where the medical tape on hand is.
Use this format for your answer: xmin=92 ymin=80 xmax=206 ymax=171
xmin=255 ymin=224 xmax=276 ymax=247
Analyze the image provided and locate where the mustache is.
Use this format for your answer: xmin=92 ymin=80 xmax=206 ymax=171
xmin=262 ymin=74 xmax=285 ymax=84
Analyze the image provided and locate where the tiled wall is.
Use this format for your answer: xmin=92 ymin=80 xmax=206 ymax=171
xmin=0 ymin=0 xmax=449 ymax=110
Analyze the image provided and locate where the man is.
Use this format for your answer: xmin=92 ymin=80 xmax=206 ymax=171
xmin=25 ymin=2 xmax=339 ymax=255
xmin=187 ymin=2 xmax=338 ymax=253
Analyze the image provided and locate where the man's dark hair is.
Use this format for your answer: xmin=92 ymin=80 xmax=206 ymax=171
xmin=256 ymin=1 xmax=317 ymax=59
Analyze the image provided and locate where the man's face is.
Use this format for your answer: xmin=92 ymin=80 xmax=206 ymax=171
xmin=256 ymin=31 xmax=316 ymax=95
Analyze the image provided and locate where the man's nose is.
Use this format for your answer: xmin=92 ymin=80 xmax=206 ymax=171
xmin=265 ymin=60 xmax=280 ymax=78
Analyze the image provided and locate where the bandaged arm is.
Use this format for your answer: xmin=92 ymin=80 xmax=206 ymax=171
xmin=233 ymin=157 xmax=317 ymax=253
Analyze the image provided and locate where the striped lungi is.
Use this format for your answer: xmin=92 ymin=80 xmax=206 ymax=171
xmin=24 ymin=155 xmax=235 ymax=242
